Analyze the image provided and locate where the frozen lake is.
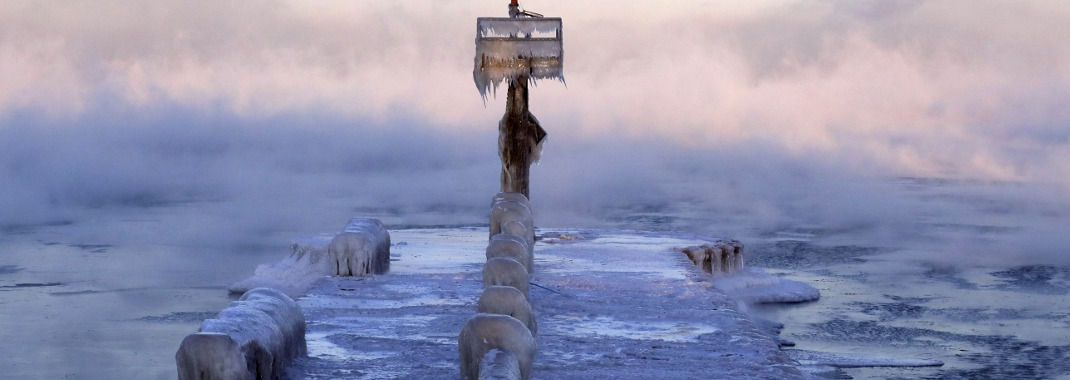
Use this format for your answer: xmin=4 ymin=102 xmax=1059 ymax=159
xmin=5 ymin=1 xmax=1070 ymax=378
xmin=1 ymin=176 xmax=1067 ymax=379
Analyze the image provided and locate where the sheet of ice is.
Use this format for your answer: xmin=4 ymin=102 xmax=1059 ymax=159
xmin=286 ymin=228 xmax=808 ymax=379
xmin=787 ymin=349 xmax=944 ymax=368
xmin=542 ymin=314 xmax=720 ymax=343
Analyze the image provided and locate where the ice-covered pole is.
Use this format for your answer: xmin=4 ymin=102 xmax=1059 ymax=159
xmin=499 ymin=76 xmax=546 ymax=199
xmin=499 ymin=0 xmax=546 ymax=199
xmin=475 ymin=2 xmax=560 ymax=199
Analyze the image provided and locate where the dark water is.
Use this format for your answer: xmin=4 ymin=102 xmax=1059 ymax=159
xmin=0 ymin=177 xmax=1067 ymax=379
xmin=743 ymin=179 xmax=1070 ymax=379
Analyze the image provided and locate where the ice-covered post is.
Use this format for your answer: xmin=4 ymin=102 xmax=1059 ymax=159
xmin=474 ymin=1 xmax=563 ymax=199
xmin=500 ymin=75 xmax=547 ymax=199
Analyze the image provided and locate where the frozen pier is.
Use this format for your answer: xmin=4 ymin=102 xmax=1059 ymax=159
xmin=282 ymin=228 xmax=803 ymax=379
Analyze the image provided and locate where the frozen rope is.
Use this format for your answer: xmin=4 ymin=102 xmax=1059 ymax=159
xmin=529 ymin=282 xmax=569 ymax=297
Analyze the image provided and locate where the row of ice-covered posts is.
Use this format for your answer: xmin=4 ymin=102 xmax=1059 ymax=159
xmin=175 ymin=218 xmax=392 ymax=380
xmin=458 ymin=192 xmax=540 ymax=380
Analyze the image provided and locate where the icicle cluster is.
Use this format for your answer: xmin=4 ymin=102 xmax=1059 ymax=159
xmin=474 ymin=17 xmax=565 ymax=99
xmin=680 ymin=241 xmax=745 ymax=275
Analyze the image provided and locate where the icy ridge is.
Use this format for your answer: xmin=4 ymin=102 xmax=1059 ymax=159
xmin=176 ymin=288 xmax=306 ymax=380
xmin=228 ymin=218 xmax=390 ymax=298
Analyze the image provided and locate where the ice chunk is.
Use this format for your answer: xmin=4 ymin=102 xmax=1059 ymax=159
xmin=711 ymin=268 xmax=820 ymax=304
xmin=679 ymin=242 xmax=818 ymax=303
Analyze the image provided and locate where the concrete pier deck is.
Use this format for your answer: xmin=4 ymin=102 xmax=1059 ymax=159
xmin=283 ymin=228 xmax=803 ymax=379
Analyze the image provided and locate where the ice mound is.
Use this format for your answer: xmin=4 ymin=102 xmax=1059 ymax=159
xmin=228 ymin=234 xmax=334 ymax=298
xmin=229 ymin=218 xmax=390 ymax=298
xmin=678 ymin=242 xmax=819 ymax=304
xmin=711 ymin=268 xmax=821 ymax=304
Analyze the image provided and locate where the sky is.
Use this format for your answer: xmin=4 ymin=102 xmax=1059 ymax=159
xmin=1 ymin=0 xmax=1069 ymax=258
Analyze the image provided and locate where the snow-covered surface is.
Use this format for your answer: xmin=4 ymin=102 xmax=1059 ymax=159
xmin=286 ymin=228 xmax=807 ymax=379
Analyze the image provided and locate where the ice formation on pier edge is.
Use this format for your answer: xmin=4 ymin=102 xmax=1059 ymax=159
xmin=679 ymin=242 xmax=820 ymax=304
xmin=228 ymin=218 xmax=390 ymax=298
xmin=176 ymin=288 xmax=306 ymax=380
xmin=681 ymin=242 xmax=745 ymax=275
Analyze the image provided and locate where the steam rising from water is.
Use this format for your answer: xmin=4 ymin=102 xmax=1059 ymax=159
xmin=2 ymin=0 xmax=1069 ymax=264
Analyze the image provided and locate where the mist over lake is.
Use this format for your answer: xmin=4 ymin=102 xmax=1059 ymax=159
xmin=2 ymin=1 xmax=1069 ymax=378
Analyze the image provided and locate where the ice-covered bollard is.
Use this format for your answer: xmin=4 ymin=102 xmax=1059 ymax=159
xmin=680 ymin=241 xmax=745 ymax=275
xmin=343 ymin=217 xmax=391 ymax=258
xmin=175 ymin=333 xmax=247 ymax=380
xmin=459 ymin=314 xmax=537 ymax=380
xmin=176 ymin=288 xmax=306 ymax=380
xmin=483 ymin=257 xmax=530 ymax=300
xmin=329 ymin=218 xmax=390 ymax=276
xmin=238 ymin=288 xmax=307 ymax=359
xmin=329 ymin=233 xmax=373 ymax=276
xmin=487 ymin=234 xmax=533 ymax=274
xmin=490 ymin=194 xmax=534 ymax=244
xmin=229 ymin=218 xmax=390 ymax=297
xmin=478 ymin=286 xmax=538 ymax=336
xmin=479 ymin=349 xmax=521 ymax=380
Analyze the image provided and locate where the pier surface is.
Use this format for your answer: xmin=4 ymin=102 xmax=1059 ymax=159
xmin=284 ymin=228 xmax=803 ymax=379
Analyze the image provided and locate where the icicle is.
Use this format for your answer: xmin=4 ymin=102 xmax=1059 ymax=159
xmin=474 ymin=17 xmax=564 ymax=99
xmin=679 ymin=241 xmax=746 ymax=276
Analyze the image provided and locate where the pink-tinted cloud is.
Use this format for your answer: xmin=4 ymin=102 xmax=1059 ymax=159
xmin=2 ymin=0 xmax=1069 ymax=180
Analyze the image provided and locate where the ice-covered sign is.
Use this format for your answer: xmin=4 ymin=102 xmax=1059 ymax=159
xmin=474 ymin=17 xmax=564 ymax=99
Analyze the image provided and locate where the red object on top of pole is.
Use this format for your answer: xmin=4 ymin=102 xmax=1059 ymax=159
xmin=509 ymin=0 xmax=519 ymax=18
